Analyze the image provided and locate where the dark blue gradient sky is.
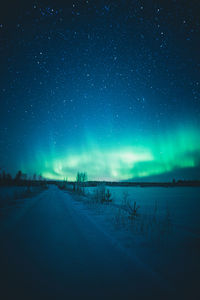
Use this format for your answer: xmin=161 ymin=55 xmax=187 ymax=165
xmin=0 ymin=0 xmax=200 ymax=180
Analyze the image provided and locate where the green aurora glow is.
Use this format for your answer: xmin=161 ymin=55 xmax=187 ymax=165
xmin=21 ymin=126 xmax=200 ymax=181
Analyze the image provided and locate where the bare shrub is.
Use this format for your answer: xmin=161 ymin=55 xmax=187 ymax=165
xmin=126 ymin=201 xmax=140 ymax=219
xmin=105 ymin=189 xmax=112 ymax=203
xmin=97 ymin=184 xmax=112 ymax=203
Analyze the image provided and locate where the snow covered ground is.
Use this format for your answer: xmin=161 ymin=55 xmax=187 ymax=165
xmin=0 ymin=186 xmax=45 ymax=203
xmin=0 ymin=184 xmax=199 ymax=299
xmin=0 ymin=185 xmax=47 ymax=229
xmin=0 ymin=186 xmax=29 ymax=200
xmin=73 ymin=185 xmax=200 ymax=296
xmin=85 ymin=186 xmax=200 ymax=235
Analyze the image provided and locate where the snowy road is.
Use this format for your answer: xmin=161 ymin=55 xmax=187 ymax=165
xmin=0 ymin=185 xmax=173 ymax=299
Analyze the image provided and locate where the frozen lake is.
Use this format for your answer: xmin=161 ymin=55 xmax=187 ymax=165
xmin=84 ymin=185 xmax=200 ymax=292
xmin=86 ymin=186 xmax=200 ymax=236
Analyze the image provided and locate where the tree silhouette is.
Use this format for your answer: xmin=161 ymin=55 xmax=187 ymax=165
xmin=76 ymin=171 xmax=87 ymax=192
xmin=15 ymin=170 xmax=22 ymax=182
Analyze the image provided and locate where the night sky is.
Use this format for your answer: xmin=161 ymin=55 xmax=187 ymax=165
xmin=0 ymin=0 xmax=200 ymax=181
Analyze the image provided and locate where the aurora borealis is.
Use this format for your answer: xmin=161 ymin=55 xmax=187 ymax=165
xmin=20 ymin=126 xmax=200 ymax=181
xmin=0 ymin=0 xmax=200 ymax=181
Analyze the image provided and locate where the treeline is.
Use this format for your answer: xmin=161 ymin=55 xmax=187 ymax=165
xmin=59 ymin=172 xmax=87 ymax=193
xmin=84 ymin=180 xmax=200 ymax=187
xmin=0 ymin=170 xmax=46 ymax=186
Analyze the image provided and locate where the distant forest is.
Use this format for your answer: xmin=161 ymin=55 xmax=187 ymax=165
xmin=0 ymin=170 xmax=45 ymax=186
xmin=0 ymin=170 xmax=200 ymax=187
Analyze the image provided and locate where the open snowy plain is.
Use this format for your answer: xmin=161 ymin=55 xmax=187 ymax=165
xmin=0 ymin=184 xmax=199 ymax=299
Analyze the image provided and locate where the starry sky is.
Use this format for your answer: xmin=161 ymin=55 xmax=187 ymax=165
xmin=0 ymin=0 xmax=200 ymax=181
